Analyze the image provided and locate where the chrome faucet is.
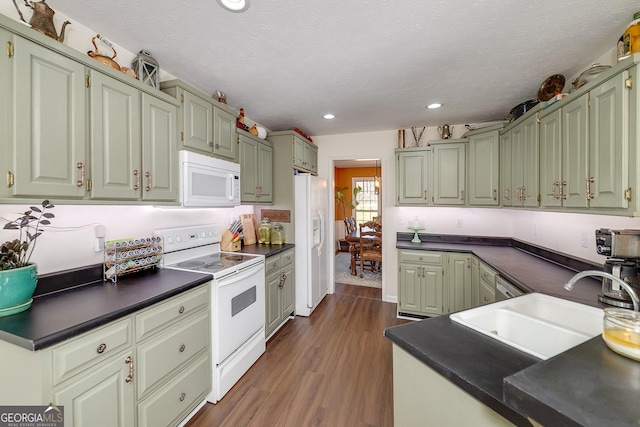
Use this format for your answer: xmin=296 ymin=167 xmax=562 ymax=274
xmin=564 ymin=270 xmax=640 ymax=312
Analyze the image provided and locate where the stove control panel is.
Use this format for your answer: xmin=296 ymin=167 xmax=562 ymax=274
xmin=155 ymin=225 xmax=220 ymax=252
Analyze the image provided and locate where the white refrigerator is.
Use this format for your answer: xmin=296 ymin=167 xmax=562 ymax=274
xmin=294 ymin=173 xmax=328 ymax=317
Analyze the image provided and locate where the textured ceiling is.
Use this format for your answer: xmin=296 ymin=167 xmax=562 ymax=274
xmin=49 ymin=0 xmax=638 ymax=136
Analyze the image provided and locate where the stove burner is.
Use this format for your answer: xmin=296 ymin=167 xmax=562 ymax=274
xmin=176 ymin=260 xmax=207 ymax=268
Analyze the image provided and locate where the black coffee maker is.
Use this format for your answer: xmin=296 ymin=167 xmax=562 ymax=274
xmin=595 ymin=229 xmax=640 ymax=309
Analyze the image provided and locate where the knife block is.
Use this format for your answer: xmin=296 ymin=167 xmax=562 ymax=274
xmin=221 ymin=229 xmax=241 ymax=252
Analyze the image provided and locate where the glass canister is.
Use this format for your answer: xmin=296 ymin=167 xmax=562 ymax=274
xmin=258 ymin=218 xmax=272 ymax=244
xmin=271 ymin=223 xmax=285 ymax=245
xmin=622 ymin=11 xmax=640 ymax=59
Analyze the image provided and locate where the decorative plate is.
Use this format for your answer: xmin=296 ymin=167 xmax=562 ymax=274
xmin=537 ymin=74 xmax=566 ymax=101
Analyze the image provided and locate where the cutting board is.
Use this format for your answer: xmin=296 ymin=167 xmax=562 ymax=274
xmin=241 ymin=214 xmax=257 ymax=245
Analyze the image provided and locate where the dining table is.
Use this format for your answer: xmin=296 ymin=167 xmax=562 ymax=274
xmin=344 ymin=227 xmax=377 ymax=276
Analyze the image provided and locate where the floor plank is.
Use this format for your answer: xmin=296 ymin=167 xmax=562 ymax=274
xmin=186 ymin=283 xmax=409 ymax=427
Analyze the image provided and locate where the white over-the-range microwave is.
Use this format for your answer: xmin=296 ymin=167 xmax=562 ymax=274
xmin=179 ymin=150 xmax=241 ymax=207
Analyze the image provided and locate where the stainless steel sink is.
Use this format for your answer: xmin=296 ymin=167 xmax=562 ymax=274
xmin=450 ymin=293 xmax=603 ymax=360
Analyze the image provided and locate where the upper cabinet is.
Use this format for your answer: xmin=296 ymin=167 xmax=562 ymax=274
xmin=500 ymin=112 xmax=539 ymax=208
xmin=239 ymin=130 xmax=273 ymax=204
xmin=11 ymin=34 xmax=87 ymax=199
xmin=0 ymin=16 xmax=181 ymax=205
xmin=431 ymin=139 xmax=467 ymax=206
xmin=466 ymin=125 xmax=502 ymax=206
xmin=160 ymin=80 xmax=239 ymax=162
xmin=267 ymin=131 xmax=318 ymax=175
xmin=395 ymin=148 xmax=432 ymax=205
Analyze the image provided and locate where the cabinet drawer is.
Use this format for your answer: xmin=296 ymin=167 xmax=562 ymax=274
xmin=136 ymin=310 xmax=209 ymax=398
xmin=138 ymin=353 xmax=211 ymax=427
xmin=264 ymin=253 xmax=282 ymax=276
xmin=479 ymin=263 xmax=497 ymax=283
xmin=52 ymin=317 xmax=132 ymax=385
xmin=399 ymin=250 xmax=443 ymax=265
xmin=135 ymin=284 xmax=209 ymax=341
xmin=280 ymin=249 xmax=294 ymax=267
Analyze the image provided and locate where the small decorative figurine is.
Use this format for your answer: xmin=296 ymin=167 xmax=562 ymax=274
xmin=216 ymin=90 xmax=227 ymax=105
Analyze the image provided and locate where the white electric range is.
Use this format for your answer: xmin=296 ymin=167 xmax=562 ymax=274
xmin=156 ymin=224 xmax=265 ymax=403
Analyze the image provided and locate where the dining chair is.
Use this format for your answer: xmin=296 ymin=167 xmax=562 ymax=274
xmin=359 ymin=223 xmax=382 ymax=278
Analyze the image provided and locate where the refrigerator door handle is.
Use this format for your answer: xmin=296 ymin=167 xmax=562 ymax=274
xmin=317 ymin=209 xmax=324 ymax=256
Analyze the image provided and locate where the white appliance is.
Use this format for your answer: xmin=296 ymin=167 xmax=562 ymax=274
xmin=294 ymin=173 xmax=328 ymax=316
xmin=156 ymin=225 xmax=265 ymax=403
xmin=179 ymin=150 xmax=241 ymax=207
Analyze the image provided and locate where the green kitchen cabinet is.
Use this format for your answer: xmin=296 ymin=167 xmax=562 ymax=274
xmin=0 ymin=28 xmax=12 ymax=199
xmin=0 ymin=283 xmax=211 ymax=427
xmin=398 ymin=250 xmax=445 ymax=317
xmin=499 ymin=130 xmax=512 ymax=206
xmin=239 ymin=130 xmax=274 ymax=204
xmin=467 ymin=127 xmax=501 ymax=206
xmin=269 ymin=131 xmax=317 ymax=175
xmin=265 ymin=249 xmax=295 ymax=338
xmin=161 ymin=79 xmax=239 ymax=162
xmin=588 ymin=71 xmax=630 ymax=209
xmin=140 ymin=93 xmax=179 ymax=202
xmin=447 ymin=253 xmax=473 ymax=313
xmin=539 ymin=106 xmax=564 ymax=207
xmin=89 ymin=70 xmax=141 ymax=200
xmin=503 ymin=112 xmax=539 ymax=208
xmin=431 ymin=140 xmax=467 ymax=205
xmin=478 ymin=262 xmax=497 ymax=306
xmin=395 ymin=148 xmax=432 ymax=205
xmin=11 ymin=34 xmax=87 ymax=198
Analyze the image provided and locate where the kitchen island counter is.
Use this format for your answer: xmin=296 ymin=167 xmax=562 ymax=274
xmin=0 ymin=267 xmax=211 ymax=351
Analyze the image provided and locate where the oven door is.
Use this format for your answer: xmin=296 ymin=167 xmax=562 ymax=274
xmin=213 ymin=261 xmax=265 ymax=364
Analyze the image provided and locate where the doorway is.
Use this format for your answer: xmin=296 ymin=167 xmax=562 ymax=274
xmin=333 ymin=159 xmax=382 ymax=289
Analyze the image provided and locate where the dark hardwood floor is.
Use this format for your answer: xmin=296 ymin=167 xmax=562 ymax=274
xmin=186 ymin=283 xmax=409 ymax=427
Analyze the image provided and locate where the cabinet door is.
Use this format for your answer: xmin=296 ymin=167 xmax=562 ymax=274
xmin=396 ymin=150 xmax=430 ymax=205
xmin=539 ymin=109 xmax=562 ymax=207
xmin=447 ymin=254 xmax=472 ymax=313
xmin=89 ymin=71 xmax=141 ymax=200
xmin=265 ymin=272 xmax=282 ymax=336
xmin=0 ymin=28 xmax=12 ymax=199
xmin=212 ymin=106 xmax=237 ymax=161
xmin=12 ymin=36 xmax=87 ymax=198
xmin=293 ymin=137 xmax=305 ymax=168
xmin=281 ymin=264 xmax=295 ymax=318
xmin=182 ymin=90 xmax=213 ymax=153
xmin=468 ymin=131 xmax=500 ymax=206
xmin=309 ymin=144 xmax=318 ymax=173
xmin=499 ymin=131 xmax=512 ymax=206
xmin=257 ymin=141 xmax=274 ymax=203
xmin=471 ymin=257 xmax=480 ymax=308
xmin=478 ymin=279 xmax=495 ymax=306
xmin=510 ymin=124 xmax=524 ymax=206
xmin=239 ymin=135 xmax=259 ymax=203
xmin=421 ymin=265 xmax=445 ymax=316
xmin=433 ymin=143 xmax=466 ymax=205
xmin=53 ymin=351 xmax=135 ymax=427
xmin=522 ymin=114 xmax=539 ymax=207
xmin=589 ymin=72 xmax=629 ymax=209
xmin=398 ymin=263 xmax=422 ymax=313
xmin=562 ymin=94 xmax=589 ymax=208
xmin=141 ymin=94 xmax=178 ymax=201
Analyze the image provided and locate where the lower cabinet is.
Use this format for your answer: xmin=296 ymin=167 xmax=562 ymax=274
xmin=398 ymin=250 xmax=496 ymax=317
xmin=265 ymin=249 xmax=295 ymax=338
xmin=0 ymin=282 xmax=211 ymax=427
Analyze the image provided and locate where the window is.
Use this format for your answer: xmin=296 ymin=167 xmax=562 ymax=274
xmin=352 ymin=177 xmax=380 ymax=225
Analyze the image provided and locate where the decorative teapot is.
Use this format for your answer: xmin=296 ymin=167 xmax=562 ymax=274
xmin=12 ymin=0 xmax=70 ymax=43
xmin=437 ymin=124 xmax=453 ymax=139
xmin=87 ymin=34 xmax=121 ymax=71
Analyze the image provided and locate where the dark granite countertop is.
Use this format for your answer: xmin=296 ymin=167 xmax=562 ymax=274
xmin=237 ymin=243 xmax=295 ymax=257
xmin=0 ymin=268 xmax=211 ymax=351
xmin=389 ymin=233 xmax=636 ymax=426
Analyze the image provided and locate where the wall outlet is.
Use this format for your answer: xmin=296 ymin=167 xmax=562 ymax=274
xmin=581 ymin=231 xmax=589 ymax=248
xmin=397 ymin=216 xmax=404 ymax=226
xmin=534 ymin=223 xmax=539 ymax=236
xmin=456 ymin=218 xmax=463 ymax=228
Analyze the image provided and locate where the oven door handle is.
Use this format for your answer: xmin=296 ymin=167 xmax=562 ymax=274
xmin=217 ymin=262 xmax=264 ymax=287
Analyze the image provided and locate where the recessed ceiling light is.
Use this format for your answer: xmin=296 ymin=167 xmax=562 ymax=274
xmin=427 ymin=103 xmax=442 ymax=109
xmin=216 ymin=0 xmax=249 ymax=12
xmin=323 ymin=113 xmax=335 ymax=119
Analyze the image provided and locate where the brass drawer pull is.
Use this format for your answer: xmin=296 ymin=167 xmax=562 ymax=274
xmin=125 ymin=355 xmax=133 ymax=383
xmin=179 ymin=305 xmax=185 ymax=314
xmin=145 ymin=171 xmax=152 ymax=192
xmin=179 ymin=392 xmax=186 ymax=402
xmin=133 ymin=170 xmax=140 ymax=191
xmin=76 ymin=162 xmax=85 ymax=188
xmin=179 ymin=344 xmax=186 ymax=353
xmin=97 ymin=343 xmax=107 ymax=354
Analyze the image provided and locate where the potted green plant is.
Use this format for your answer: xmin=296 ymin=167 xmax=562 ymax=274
xmin=0 ymin=200 xmax=55 ymax=316
xmin=335 ymin=185 xmax=361 ymax=220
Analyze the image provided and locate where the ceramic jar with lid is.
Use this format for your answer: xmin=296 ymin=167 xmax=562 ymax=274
xmin=258 ymin=218 xmax=272 ymax=244
xmin=270 ymin=223 xmax=285 ymax=245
